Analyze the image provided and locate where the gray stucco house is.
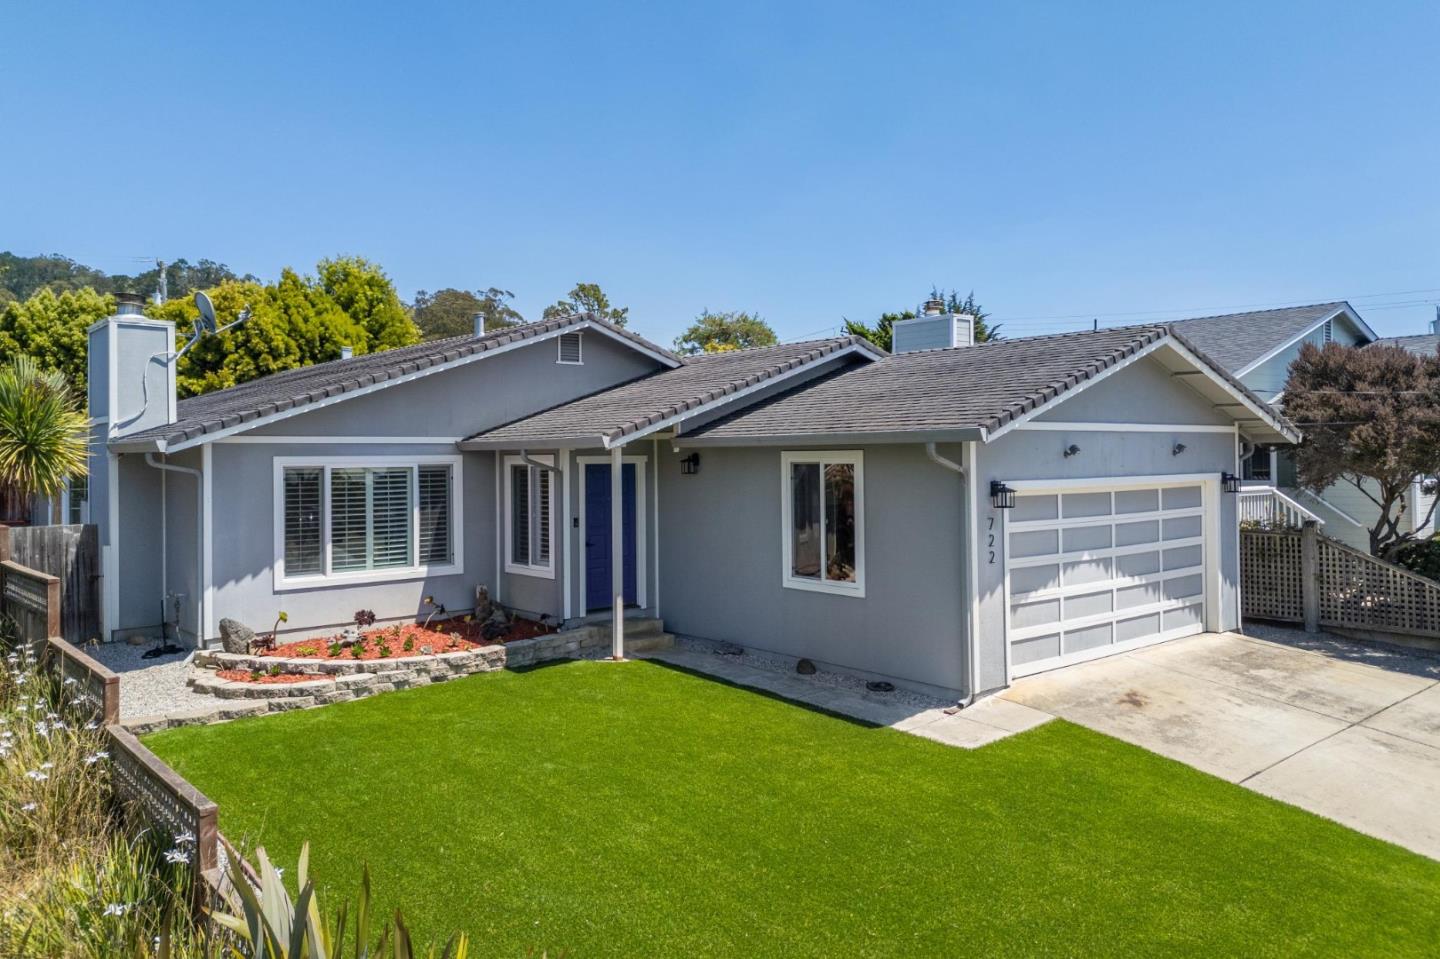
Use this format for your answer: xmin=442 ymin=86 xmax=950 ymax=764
xmin=88 ymin=299 xmax=1297 ymax=699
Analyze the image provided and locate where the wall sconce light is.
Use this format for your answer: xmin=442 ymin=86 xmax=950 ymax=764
xmin=1063 ymin=444 xmax=1081 ymax=458
xmin=680 ymin=453 xmax=701 ymax=475
xmin=990 ymin=480 xmax=1016 ymax=509
xmin=1172 ymin=442 xmax=1187 ymax=456
xmin=1221 ymin=472 xmax=1242 ymax=494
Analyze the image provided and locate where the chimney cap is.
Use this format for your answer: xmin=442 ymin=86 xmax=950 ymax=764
xmin=114 ymin=292 xmax=147 ymax=316
xmin=473 ymin=311 xmax=486 ymax=337
xmin=340 ymin=345 xmax=354 ymax=360
xmin=922 ymin=298 xmax=946 ymax=316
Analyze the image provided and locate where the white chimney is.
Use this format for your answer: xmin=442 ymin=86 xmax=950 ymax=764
xmin=1432 ymin=306 xmax=1439 ymax=335
xmin=340 ymin=345 xmax=353 ymax=359
xmin=473 ymin=311 xmax=486 ymax=337
xmin=891 ymin=312 xmax=976 ymax=353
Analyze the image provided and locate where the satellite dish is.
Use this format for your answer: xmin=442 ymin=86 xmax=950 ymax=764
xmin=193 ymin=291 xmax=218 ymax=333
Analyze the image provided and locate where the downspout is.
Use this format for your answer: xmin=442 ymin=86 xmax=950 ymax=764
xmin=925 ymin=443 xmax=977 ymax=710
xmin=145 ymin=453 xmax=202 ymax=646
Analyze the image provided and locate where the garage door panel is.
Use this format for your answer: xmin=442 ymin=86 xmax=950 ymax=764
xmin=1064 ymin=590 xmax=1113 ymax=619
xmin=1062 ymin=492 xmax=1111 ymax=517
xmin=1007 ymin=480 xmax=1211 ymax=677
xmin=1010 ymin=564 xmax=1060 ymax=596
xmin=1012 ymin=633 xmax=1061 ymax=666
xmin=1064 ymin=622 xmax=1113 ymax=654
xmin=1011 ymin=529 xmax=1059 ymax=558
xmin=1011 ymin=598 xmax=1061 ymax=629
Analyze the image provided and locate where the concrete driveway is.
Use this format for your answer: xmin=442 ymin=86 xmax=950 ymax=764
xmin=1000 ymin=628 xmax=1440 ymax=860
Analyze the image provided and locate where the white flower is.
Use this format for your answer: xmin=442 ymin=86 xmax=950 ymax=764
xmin=24 ymin=769 xmax=48 ymax=781
xmin=84 ymin=720 xmax=100 ymax=731
xmin=102 ymin=902 xmax=129 ymax=917
xmin=20 ymin=802 xmax=36 ymax=812
xmin=274 ymin=867 xmax=284 ymax=878
xmin=173 ymin=830 xmax=196 ymax=845
xmin=84 ymin=752 xmax=108 ymax=765
xmin=164 ymin=848 xmax=189 ymax=864
xmin=63 ymin=677 xmax=77 ymax=686
xmin=39 ymin=762 xmax=53 ymax=770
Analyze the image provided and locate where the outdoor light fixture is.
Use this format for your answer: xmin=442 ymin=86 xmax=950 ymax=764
xmin=680 ymin=453 xmax=701 ymax=475
xmin=990 ymin=480 xmax=1016 ymax=509
xmin=1172 ymin=442 xmax=1187 ymax=456
xmin=1063 ymin=444 xmax=1081 ymax=458
xmin=1222 ymin=472 xmax=1242 ymax=494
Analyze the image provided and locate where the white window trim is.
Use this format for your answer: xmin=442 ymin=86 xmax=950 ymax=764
xmin=271 ymin=454 xmax=464 ymax=591
xmin=504 ymin=454 xmax=558 ymax=579
xmin=780 ymin=450 xmax=865 ymax=598
xmin=557 ymin=332 xmax=584 ymax=365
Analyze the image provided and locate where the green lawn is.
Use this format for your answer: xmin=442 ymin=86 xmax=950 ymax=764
xmin=145 ymin=659 xmax=1440 ymax=957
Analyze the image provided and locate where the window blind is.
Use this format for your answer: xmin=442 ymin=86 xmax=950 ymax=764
xmin=511 ymin=464 xmax=531 ymax=565
xmin=283 ymin=468 xmax=323 ymax=575
xmin=418 ymin=465 xmax=452 ymax=565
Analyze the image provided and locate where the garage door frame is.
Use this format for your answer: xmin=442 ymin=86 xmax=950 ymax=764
xmin=1001 ymin=473 xmax=1224 ymax=682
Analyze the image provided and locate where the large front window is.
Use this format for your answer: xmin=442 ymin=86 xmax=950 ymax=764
xmin=505 ymin=456 xmax=555 ymax=577
xmin=276 ymin=457 xmax=461 ymax=587
xmin=781 ymin=451 xmax=864 ymax=596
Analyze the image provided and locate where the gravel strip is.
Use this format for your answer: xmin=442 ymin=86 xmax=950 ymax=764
xmin=672 ymin=635 xmax=951 ymax=711
xmin=86 ymin=641 xmax=218 ymax=721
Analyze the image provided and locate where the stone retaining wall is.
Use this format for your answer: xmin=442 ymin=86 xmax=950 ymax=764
xmin=126 ymin=623 xmax=671 ymax=734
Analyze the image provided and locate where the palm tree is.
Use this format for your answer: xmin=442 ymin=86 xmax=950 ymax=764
xmin=0 ymin=356 xmax=88 ymax=523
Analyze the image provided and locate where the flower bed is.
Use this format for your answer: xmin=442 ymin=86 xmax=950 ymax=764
xmin=215 ymin=669 xmax=334 ymax=685
xmin=262 ymin=618 xmax=557 ymax=662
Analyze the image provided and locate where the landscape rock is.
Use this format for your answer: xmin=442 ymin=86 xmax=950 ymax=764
xmin=218 ymin=618 xmax=256 ymax=655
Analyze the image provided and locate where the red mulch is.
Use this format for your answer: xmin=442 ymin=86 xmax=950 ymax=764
xmin=217 ymin=669 xmax=332 ymax=685
xmin=260 ymin=617 xmax=557 ymax=661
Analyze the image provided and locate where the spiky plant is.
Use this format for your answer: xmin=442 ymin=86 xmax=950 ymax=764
xmin=0 ymin=356 xmax=88 ymax=522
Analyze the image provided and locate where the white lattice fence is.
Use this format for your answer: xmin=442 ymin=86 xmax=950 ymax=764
xmin=1240 ymin=530 xmax=1305 ymax=624
xmin=1316 ymin=536 xmax=1440 ymax=638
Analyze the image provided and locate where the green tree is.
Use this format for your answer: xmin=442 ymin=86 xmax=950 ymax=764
xmin=317 ymin=257 xmax=419 ymax=350
xmin=0 ymin=355 xmax=89 ymax=522
xmin=413 ymin=287 xmax=523 ymax=341
xmin=0 ymin=252 xmax=110 ymax=301
xmin=1282 ymin=342 xmax=1440 ymax=558
xmin=113 ymin=258 xmax=257 ymax=301
xmin=0 ymin=287 xmax=112 ymax=394
xmin=542 ymin=282 xmax=628 ymax=326
xmin=674 ymin=310 xmax=778 ymax=355
xmin=843 ymin=288 xmax=998 ymax=352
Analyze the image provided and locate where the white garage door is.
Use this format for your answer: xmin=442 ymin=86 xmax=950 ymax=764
xmin=1005 ymin=480 xmax=1212 ymax=677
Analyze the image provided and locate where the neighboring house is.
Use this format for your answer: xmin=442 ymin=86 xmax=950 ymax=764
xmin=1173 ymin=301 xmax=1437 ymax=550
xmin=89 ymin=299 xmax=1296 ymax=697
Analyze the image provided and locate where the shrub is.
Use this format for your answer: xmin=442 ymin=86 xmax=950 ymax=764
xmin=327 ymin=640 xmax=343 ymax=658
xmin=1395 ymin=535 xmax=1440 ymax=583
xmin=377 ymin=643 xmax=392 ymax=659
xmin=295 ymin=644 xmax=317 ymax=657
xmin=354 ymin=609 xmax=377 ymax=628
xmin=403 ymin=637 xmax=414 ymax=653
xmin=350 ymin=644 xmax=364 ymax=660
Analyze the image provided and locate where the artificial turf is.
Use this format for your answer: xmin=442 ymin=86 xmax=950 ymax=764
xmin=145 ymin=659 xmax=1440 ymax=957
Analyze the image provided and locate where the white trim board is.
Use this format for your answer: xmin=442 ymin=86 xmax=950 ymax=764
xmin=219 ymin=435 xmax=465 ymax=445
xmin=270 ymin=453 xmax=465 ymax=592
xmin=1019 ymin=421 xmax=1237 ymax=434
xmin=576 ymin=454 xmax=649 ymax=612
xmin=128 ymin=320 xmax=680 ymax=454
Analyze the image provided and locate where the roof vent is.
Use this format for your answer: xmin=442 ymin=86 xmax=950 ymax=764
xmin=340 ymin=345 xmax=353 ymax=360
xmin=1432 ymin=305 xmax=1439 ymax=336
xmin=892 ymin=313 xmax=976 ymax=353
xmin=473 ymin=312 xmax=486 ymax=337
xmin=114 ymin=292 xmax=147 ymax=317
xmin=922 ymin=298 xmax=946 ymax=316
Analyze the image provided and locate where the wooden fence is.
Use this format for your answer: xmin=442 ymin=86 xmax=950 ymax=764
xmin=4 ymin=523 xmax=100 ymax=643
xmin=108 ymin=725 xmax=219 ymax=874
xmin=1241 ymin=523 xmax=1440 ymax=639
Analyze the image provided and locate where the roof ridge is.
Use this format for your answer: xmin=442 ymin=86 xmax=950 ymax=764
xmin=1169 ymin=300 xmax=1349 ymax=324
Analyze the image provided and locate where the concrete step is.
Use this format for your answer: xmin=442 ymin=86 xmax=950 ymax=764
xmin=575 ymin=617 xmax=666 ymax=640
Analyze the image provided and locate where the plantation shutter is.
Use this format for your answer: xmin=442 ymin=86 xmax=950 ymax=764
xmin=511 ymin=464 xmax=531 ymax=565
xmin=370 ymin=467 xmax=412 ymax=569
xmin=418 ymin=465 xmax=453 ymax=565
xmin=536 ymin=468 xmax=551 ymax=563
xmin=283 ymin=468 xmax=323 ymax=575
xmin=331 ymin=469 xmax=370 ymax=573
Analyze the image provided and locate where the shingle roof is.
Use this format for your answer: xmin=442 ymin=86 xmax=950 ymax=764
xmin=1168 ymin=302 xmax=1349 ymax=373
xmin=1374 ymin=333 xmax=1440 ymax=356
xmin=684 ymin=324 xmax=1295 ymax=443
xmin=462 ymin=337 xmax=879 ymax=448
xmin=114 ymin=313 xmax=679 ymax=450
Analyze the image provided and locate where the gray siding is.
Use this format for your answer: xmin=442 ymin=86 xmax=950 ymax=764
xmin=116 ymin=453 xmax=166 ymax=633
xmin=246 ymin=332 xmax=660 ymax=440
xmin=657 ymin=442 xmax=969 ymax=694
xmin=1035 ymin=355 xmax=1233 ymax=426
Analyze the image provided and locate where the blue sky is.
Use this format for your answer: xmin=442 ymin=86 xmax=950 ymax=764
xmin=3 ymin=1 xmax=1437 ymax=344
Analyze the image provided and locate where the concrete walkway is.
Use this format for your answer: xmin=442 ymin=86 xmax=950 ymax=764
xmin=643 ymin=646 xmax=1052 ymax=747
xmin=1001 ymin=629 xmax=1440 ymax=860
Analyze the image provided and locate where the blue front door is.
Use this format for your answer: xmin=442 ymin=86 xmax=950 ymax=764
xmin=585 ymin=463 xmax=638 ymax=611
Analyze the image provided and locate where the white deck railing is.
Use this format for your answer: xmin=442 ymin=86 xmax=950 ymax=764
xmin=1238 ymin=487 xmax=1325 ymax=528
